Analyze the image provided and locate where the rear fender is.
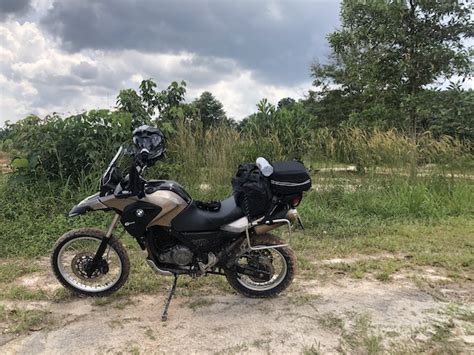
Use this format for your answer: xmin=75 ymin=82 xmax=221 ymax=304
xmin=68 ymin=193 xmax=110 ymax=217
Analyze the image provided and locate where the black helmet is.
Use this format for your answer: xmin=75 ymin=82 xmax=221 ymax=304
xmin=132 ymin=125 xmax=165 ymax=164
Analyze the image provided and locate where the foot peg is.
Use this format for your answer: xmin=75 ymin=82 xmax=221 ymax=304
xmin=198 ymin=252 xmax=218 ymax=273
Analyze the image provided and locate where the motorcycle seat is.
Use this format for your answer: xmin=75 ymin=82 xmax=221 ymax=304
xmin=171 ymin=196 xmax=244 ymax=232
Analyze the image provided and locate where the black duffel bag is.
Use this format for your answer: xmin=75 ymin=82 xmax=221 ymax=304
xmin=270 ymin=161 xmax=311 ymax=195
xmin=232 ymin=163 xmax=272 ymax=218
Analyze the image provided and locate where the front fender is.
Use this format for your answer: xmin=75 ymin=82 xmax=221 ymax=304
xmin=68 ymin=193 xmax=110 ymax=217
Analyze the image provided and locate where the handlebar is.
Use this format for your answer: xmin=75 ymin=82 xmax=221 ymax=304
xmin=127 ymin=159 xmax=146 ymax=198
xmin=100 ymin=145 xmax=151 ymax=198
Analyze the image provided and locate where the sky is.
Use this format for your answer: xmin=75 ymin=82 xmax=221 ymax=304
xmin=0 ymin=0 xmax=341 ymax=125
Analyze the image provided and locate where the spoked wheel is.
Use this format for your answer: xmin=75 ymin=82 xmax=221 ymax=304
xmin=51 ymin=228 xmax=130 ymax=297
xmin=225 ymin=234 xmax=296 ymax=298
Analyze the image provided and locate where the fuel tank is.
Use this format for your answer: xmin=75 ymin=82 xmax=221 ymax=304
xmin=100 ymin=181 xmax=191 ymax=229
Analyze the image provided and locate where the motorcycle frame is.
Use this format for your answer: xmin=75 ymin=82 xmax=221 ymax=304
xmin=245 ymin=218 xmax=292 ymax=250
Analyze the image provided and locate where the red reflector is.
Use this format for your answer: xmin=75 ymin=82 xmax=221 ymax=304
xmin=291 ymin=196 xmax=301 ymax=205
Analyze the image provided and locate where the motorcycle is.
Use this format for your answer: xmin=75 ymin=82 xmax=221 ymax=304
xmin=51 ymin=126 xmax=311 ymax=320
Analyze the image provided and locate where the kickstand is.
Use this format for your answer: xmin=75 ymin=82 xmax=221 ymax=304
xmin=161 ymin=274 xmax=178 ymax=322
xmin=297 ymin=216 xmax=306 ymax=235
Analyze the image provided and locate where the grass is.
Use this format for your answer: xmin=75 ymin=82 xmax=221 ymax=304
xmin=0 ymin=169 xmax=472 ymax=303
xmin=1 ymin=170 xmax=472 ymax=258
xmin=0 ymin=305 xmax=52 ymax=334
xmin=144 ymin=327 xmax=156 ymax=340
xmin=291 ymin=216 xmax=474 ymax=282
xmin=340 ymin=314 xmax=384 ymax=354
xmin=0 ymin=230 xmax=470 ymax=307
xmin=0 ymin=260 xmax=40 ymax=283
xmin=317 ymin=312 xmax=345 ymax=332
xmin=0 ymin=285 xmax=50 ymax=301
xmin=185 ymin=297 xmax=215 ymax=311
xmin=393 ymin=318 xmax=467 ymax=354
xmin=0 ymin=249 xmax=233 ymax=304
xmin=289 ymin=292 xmax=321 ymax=306
xmin=0 ymin=158 xmax=472 ymax=352
xmin=301 ymin=342 xmax=322 ymax=355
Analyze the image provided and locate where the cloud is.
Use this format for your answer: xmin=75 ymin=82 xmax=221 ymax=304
xmin=0 ymin=21 xmax=110 ymax=120
xmin=2 ymin=0 xmax=472 ymax=128
xmin=71 ymin=61 xmax=98 ymax=80
xmin=0 ymin=0 xmax=31 ymax=20
xmin=187 ymin=71 xmax=311 ymax=119
xmin=0 ymin=20 xmax=312 ymax=125
xmin=40 ymin=0 xmax=340 ymax=85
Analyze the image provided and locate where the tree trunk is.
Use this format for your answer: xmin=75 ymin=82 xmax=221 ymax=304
xmin=407 ymin=0 xmax=418 ymax=181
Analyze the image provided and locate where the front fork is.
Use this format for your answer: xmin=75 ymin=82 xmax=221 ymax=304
xmin=86 ymin=214 xmax=121 ymax=277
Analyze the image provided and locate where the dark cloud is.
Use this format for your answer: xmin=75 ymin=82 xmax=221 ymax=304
xmin=71 ymin=61 xmax=99 ymax=80
xmin=0 ymin=0 xmax=31 ymax=21
xmin=0 ymin=0 xmax=31 ymax=20
xmin=40 ymin=0 xmax=340 ymax=85
xmin=0 ymin=0 xmax=30 ymax=13
xmin=123 ymin=52 xmax=241 ymax=87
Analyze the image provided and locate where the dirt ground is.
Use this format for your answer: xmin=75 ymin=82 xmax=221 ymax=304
xmin=1 ymin=255 xmax=473 ymax=355
xmin=0 ymin=155 xmax=11 ymax=174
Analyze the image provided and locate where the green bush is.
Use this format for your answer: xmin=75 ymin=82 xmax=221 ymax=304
xmin=5 ymin=110 xmax=132 ymax=179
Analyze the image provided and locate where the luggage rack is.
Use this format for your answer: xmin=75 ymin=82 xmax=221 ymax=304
xmin=245 ymin=217 xmax=292 ymax=250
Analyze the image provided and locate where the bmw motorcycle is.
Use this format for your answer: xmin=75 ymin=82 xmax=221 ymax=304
xmin=51 ymin=126 xmax=311 ymax=320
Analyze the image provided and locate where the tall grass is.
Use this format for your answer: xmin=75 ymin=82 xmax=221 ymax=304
xmin=310 ymin=128 xmax=472 ymax=172
xmin=1 ymin=122 xmax=473 ymax=257
xmin=160 ymin=120 xmax=288 ymax=187
xmin=1 ymin=170 xmax=472 ymax=257
xmin=156 ymin=123 xmax=473 ymax=188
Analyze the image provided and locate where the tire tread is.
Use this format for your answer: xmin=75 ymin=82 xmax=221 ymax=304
xmin=51 ymin=228 xmax=130 ymax=297
xmin=225 ymin=233 xmax=296 ymax=298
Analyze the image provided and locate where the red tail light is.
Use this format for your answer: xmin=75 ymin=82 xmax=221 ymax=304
xmin=291 ymin=195 xmax=302 ymax=206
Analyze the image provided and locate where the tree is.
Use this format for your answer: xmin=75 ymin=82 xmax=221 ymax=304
xmin=418 ymin=85 xmax=474 ymax=140
xmin=240 ymin=98 xmax=316 ymax=159
xmin=277 ymin=97 xmax=296 ymax=110
xmin=116 ymin=79 xmax=187 ymax=129
xmin=311 ymin=0 xmax=473 ymax=134
xmin=116 ymin=88 xmax=149 ymax=127
xmin=192 ymin=91 xmax=227 ymax=129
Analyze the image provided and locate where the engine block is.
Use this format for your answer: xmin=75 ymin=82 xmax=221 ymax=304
xmin=157 ymin=245 xmax=193 ymax=266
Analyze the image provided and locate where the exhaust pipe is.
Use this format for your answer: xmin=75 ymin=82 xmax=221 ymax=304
xmin=146 ymin=258 xmax=173 ymax=276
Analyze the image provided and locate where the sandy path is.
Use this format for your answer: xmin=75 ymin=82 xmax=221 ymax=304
xmin=2 ymin=273 xmax=467 ymax=354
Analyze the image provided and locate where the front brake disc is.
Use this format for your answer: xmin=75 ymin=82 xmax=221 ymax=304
xmin=71 ymin=252 xmax=103 ymax=280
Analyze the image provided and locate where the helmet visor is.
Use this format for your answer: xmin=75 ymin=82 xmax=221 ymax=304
xmin=133 ymin=133 xmax=163 ymax=152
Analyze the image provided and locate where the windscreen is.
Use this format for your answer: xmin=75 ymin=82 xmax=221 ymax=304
xmin=102 ymin=146 xmax=124 ymax=181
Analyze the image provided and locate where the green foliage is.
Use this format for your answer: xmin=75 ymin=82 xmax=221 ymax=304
xmin=0 ymin=126 xmax=10 ymax=141
xmin=190 ymin=91 xmax=228 ymax=129
xmin=10 ymin=158 xmax=28 ymax=169
xmin=311 ymin=0 xmax=473 ymax=135
xmin=117 ymin=79 xmax=187 ymax=129
xmin=298 ymin=175 xmax=473 ymax=232
xmin=308 ymin=128 xmax=472 ymax=171
xmin=418 ymin=84 xmax=474 ymax=141
xmin=5 ymin=110 xmax=132 ymax=179
xmin=116 ymin=89 xmax=150 ymax=127
xmin=0 ymin=176 xmax=112 ymax=257
xmin=240 ymin=98 xmax=317 ymax=159
xmin=0 ymin=306 xmax=51 ymax=334
xmin=1 ymin=75 xmax=473 ymax=261
xmin=1 ymin=165 xmax=472 ymax=258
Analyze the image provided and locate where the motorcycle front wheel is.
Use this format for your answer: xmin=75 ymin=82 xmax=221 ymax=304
xmin=51 ymin=228 xmax=130 ymax=297
xmin=225 ymin=234 xmax=296 ymax=298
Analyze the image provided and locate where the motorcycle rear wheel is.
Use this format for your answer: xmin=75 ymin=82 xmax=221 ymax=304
xmin=225 ymin=234 xmax=296 ymax=298
xmin=51 ymin=228 xmax=130 ymax=297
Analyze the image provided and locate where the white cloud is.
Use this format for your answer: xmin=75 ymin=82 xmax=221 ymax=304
xmin=0 ymin=20 xmax=313 ymax=126
xmin=190 ymin=71 xmax=310 ymax=119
